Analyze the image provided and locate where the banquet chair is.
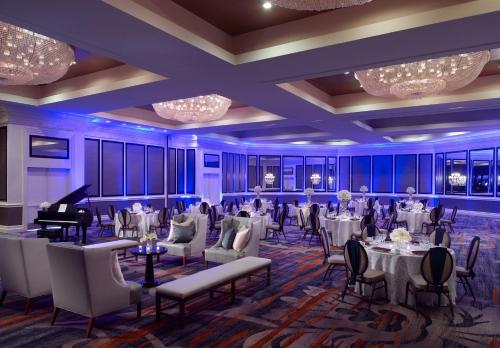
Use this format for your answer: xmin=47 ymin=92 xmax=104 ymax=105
xmin=254 ymin=198 xmax=262 ymax=211
xmin=308 ymin=214 xmax=321 ymax=244
xmin=336 ymin=202 xmax=340 ymax=215
xmin=117 ymin=209 xmax=138 ymax=238
xmin=456 ymin=236 xmax=480 ymax=303
xmin=419 ymin=199 xmax=428 ymax=209
xmin=320 ymin=227 xmax=346 ymax=280
xmin=310 ymin=203 xmax=320 ymax=216
xmin=46 ymin=243 xmax=142 ymax=337
xmin=0 ymin=235 xmax=51 ymax=314
xmin=393 ymin=210 xmax=409 ymax=230
xmin=422 ymin=207 xmax=441 ymax=234
xmin=150 ymin=207 xmax=168 ymax=236
xmin=272 ymin=202 xmax=280 ymax=222
xmin=227 ymin=201 xmax=235 ymax=215
xmin=360 ymin=225 xmax=381 ymax=241
xmin=440 ymin=206 xmax=458 ymax=234
xmin=299 ymin=208 xmax=312 ymax=237
xmin=429 ymin=228 xmax=451 ymax=248
xmin=341 ymin=240 xmax=388 ymax=307
xmin=107 ymin=205 xmax=116 ymax=221
xmin=380 ymin=205 xmax=390 ymax=227
xmin=405 ymin=247 xmax=454 ymax=316
xmin=95 ymin=207 xmax=114 ymax=237
xmin=266 ymin=210 xmax=286 ymax=242
xmin=234 ymin=199 xmax=240 ymax=211
xmin=237 ymin=210 xmax=251 ymax=218
xmin=199 ymin=202 xmax=210 ymax=215
xmin=209 ymin=205 xmax=222 ymax=238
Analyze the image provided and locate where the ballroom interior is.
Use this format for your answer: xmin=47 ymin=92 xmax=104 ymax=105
xmin=1 ymin=1 xmax=500 ymax=347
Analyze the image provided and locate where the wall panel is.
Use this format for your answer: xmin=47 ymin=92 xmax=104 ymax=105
xmin=177 ymin=149 xmax=185 ymax=194
xmin=147 ymin=146 xmax=164 ymax=195
xmin=339 ymin=156 xmax=350 ymax=191
xmin=102 ymin=140 xmax=124 ymax=196
xmin=126 ymin=143 xmax=145 ymax=196
xmin=186 ymin=149 xmax=195 ymax=194
xmin=418 ymin=154 xmax=433 ymax=194
xmin=84 ymin=138 xmax=100 ymax=197
xmin=0 ymin=127 xmax=7 ymax=201
xmin=167 ymin=148 xmax=176 ymax=194
xmin=351 ymin=156 xmax=371 ymax=192
xmin=372 ymin=155 xmax=393 ymax=193
xmin=435 ymin=153 xmax=444 ymax=194
xmin=395 ymin=154 xmax=417 ymax=193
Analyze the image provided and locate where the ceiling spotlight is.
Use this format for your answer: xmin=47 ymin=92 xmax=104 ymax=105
xmin=344 ymin=71 xmax=350 ymax=75
xmin=105 ymin=120 xmax=111 ymax=123
xmin=262 ymin=1 xmax=273 ymax=9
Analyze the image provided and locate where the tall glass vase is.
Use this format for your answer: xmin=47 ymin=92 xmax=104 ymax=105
xmin=341 ymin=200 xmax=348 ymax=217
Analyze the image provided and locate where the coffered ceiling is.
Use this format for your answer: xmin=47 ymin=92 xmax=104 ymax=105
xmin=0 ymin=0 xmax=500 ymax=146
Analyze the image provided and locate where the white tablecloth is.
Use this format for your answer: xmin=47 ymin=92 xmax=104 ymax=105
xmin=365 ymin=244 xmax=456 ymax=305
xmin=114 ymin=211 xmax=158 ymax=238
xmin=250 ymin=213 xmax=272 ymax=239
xmin=298 ymin=206 xmax=327 ymax=227
xmin=189 ymin=204 xmax=224 ymax=216
xmin=349 ymin=199 xmax=380 ymax=216
xmin=397 ymin=210 xmax=431 ymax=233
xmin=321 ymin=217 xmax=361 ymax=247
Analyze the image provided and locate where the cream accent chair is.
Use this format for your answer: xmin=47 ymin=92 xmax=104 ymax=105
xmin=204 ymin=216 xmax=261 ymax=267
xmin=0 ymin=235 xmax=52 ymax=314
xmin=46 ymin=243 xmax=142 ymax=337
xmin=158 ymin=213 xmax=208 ymax=266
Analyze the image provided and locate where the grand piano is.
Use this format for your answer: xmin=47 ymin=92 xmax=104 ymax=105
xmin=34 ymin=184 xmax=93 ymax=244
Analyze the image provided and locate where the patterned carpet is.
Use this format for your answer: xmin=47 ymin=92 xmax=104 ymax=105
xmin=1 ymin=212 xmax=500 ymax=347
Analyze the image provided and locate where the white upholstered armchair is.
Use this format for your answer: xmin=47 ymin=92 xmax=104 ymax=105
xmin=46 ymin=243 xmax=142 ymax=337
xmin=158 ymin=213 xmax=208 ymax=265
xmin=204 ymin=216 xmax=261 ymax=267
xmin=0 ymin=235 xmax=52 ymax=314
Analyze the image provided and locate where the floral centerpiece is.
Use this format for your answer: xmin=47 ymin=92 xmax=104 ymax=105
xmin=254 ymin=185 xmax=262 ymax=198
xmin=414 ymin=202 xmax=424 ymax=211
xmin=305 ymin=187 xmax=314 ymax=206
xmin=406 ymin=186 xmax=416 ymax=201
xmin=132 ymin=202 xmax=143 ymax=213
xmin=390 ymin=227 xmax=412 ymax=254
xmin=242 ymin=204 xmax=253 ymax=213
xmin=337 ymin=190 xmax=352 ymax=216
xmin=140 ymin=232 xmax=158 ymax=249
xmin=359 ymin=185 xmax=368 ymax=200
xmin=39 ymin=201 xmax=51 ymax=211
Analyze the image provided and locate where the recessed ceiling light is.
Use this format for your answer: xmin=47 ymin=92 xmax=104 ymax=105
xmin=105 ymin=120 xmax=111 ymax=123
xmin=122 ymin=123 xmax=126 ymax=126
xmin=290 ymin=141 xmax=310 ymax=145
xmin=445 ymin=131 xmax=468 ymax=137
xmin=448 ymin=106 xmax=465 ymax=110
xmin=262 ymin=1 xmax=272 ymax=9
xmin=344 ymin=71 xmax=350 ymax=75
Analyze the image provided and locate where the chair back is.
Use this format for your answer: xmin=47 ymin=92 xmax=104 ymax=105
xmin=429 ymin=207 xmax=440 ymax=224
xmin=419 ymin=199 xmax=428 ymax=209
xmin=327 ymin=201 xmax=334 ymax=212
xmin=450 ymin=206 xmax=458 ymax=222
xmin=227 ymin=201 xmax=234 ymax=215
xmin=200 ymin=202 xmax=210 ymax=214
xmin=107 ymin=205 xmax=115 ymax=220
xmin=234 ymin=199 xmax=240 ymax=211
xmin=237 ymin=210 xmax=250 ymax=218
xmin=299 ymin=208 xmax=307 ymax=227
xmin=438 ymin=205 xmax=445 ymax=219
xmin=429 ymin=227 xmax=451 ymax=248
xmin=95 ymin=208 xmax=103 ymax=226
xmin=466 ymin=236 xmax=480 ymax=273
xmin=274 ymin=198 xmax=279 ymax=211
xmin=387 ymin=212 xmax=397 ymax=232
xmin=176 ymin=201 xmax=183 ymax=214
xmin=254 ymin=198 xmax=262 ymax=211
xmin=361 ymin=225 xmax=380 ymax=241
xmin=158 ymin=207 xmax=167 ymax=224
xmin=367 ymin=198 xmax=374 ymax=209
xmin=320 ymin=227 xmax=331 ymax=260
xmin=336 ymin=202 xmax=340 ymax=215
xmin=281 ymin=202 xmax=289 ymax=216
xmin=344 ymin=240 xmax=368 ymax=284
xmin=421 ymin=247 xmax=453 ymax=288
xmin=294 ymin=199 xmax=299 ymax=207
xmin=380 ymin=205 xmax=386 ymax=220
xmin=118 ymin=209 xmax=131 ymax=227
xmin=310 ymin=214 xmax=320 ymax=232
xmin=209 ymin=205 xmax=218 ymax=227
xmin=310 ymin=203 xmax=320 ymax=216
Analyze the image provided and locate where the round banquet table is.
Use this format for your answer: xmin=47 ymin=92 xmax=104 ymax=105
xmin=298 ymin=206 xmax=328 ymax=227
xmin=365 ymin=243 xmax=456 ymax=306
xmin=350 ymin=200 xmax=367 ymax=216
xmin=189 ymin=204 xmax=224 ymax=216
xmin=114 ymin=211 xmax=159 ymax=238
xmin=397 ymin=209 xmax=431 ymax=233
xmin=249 ymin=213 xmax=272 ymax=239
xmin=321 ymin=216 xmax=361 ymax=247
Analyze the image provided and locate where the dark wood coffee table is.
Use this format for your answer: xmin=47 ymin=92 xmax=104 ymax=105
xmin=129 ymin=246 xmax=167 ymax=288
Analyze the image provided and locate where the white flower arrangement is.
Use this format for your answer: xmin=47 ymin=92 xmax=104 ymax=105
xmin=254 ymin=185 xmax=262 ymax=194
xmin=390 ymin=228 xmax=412 ymax=243
xmin=242 ymin=204 xmax=253 ymax=213
xmin=39 ymin=201 xmax=51 ymax=209
xmin=337 ymin=190 xmax=352 ymax=201
xmin=406 ymin=186 xmax=416 ymax=194
xmin=414 ymin=202 xmax=424 ymax=211
xmin=305 ymin=187 xmax=314 ymax=196
xmin=360 ymin=185 xmax=368 ymax=193
xmin=140 ymin=232 xmax=158 ymax=244
xmin=132 ymin=202 xmax=143 ymax=212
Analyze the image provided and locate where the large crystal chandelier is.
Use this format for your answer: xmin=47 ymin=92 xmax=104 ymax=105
xmin=269 ymin=0 xmax=372 ymax=11
xmin=448 ymin=172 xmax=466 ymax=186
xmin=355 ymin=51 xmax=490 ymax=99
xmin=152 ymin=94 xmax=231 ymax=123
xmin=0 ymin=21 xmax=74 ymax=85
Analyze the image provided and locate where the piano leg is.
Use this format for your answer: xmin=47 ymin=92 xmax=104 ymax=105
xmin=81 ymin=226 xmax=87 ymax=245
xmin=76 ymin=225 xmax=80 ymax=237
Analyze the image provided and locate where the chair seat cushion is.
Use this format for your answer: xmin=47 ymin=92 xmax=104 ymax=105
xmin=158 ymin=241 xmax=191 ymax=257
xmin=126 ymin=281 xmax=142 ymax=304
xmin=327 ymin=254 xmax=345 ymax=265
xmin=205 ymin=246 xmax=244 ymax=264
xmin=358 ymin=269 xmax=385 ymax=283
xmin=266 ymin=223 xmax=280 ymax=230
xmin=409 ymin=274 xmax=449 ymax=289
xmin=456 ymin=266 xmax=470 ymax=277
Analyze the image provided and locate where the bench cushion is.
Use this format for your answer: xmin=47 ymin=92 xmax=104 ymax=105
xmin=156 ymin=256 xmax=271 ymax=300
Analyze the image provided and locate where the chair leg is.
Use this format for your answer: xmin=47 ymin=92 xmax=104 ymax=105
xmin=341 ymin=280 xmax=350 ymax=301
xmin=204 ymin=260 xmax=209 ymax=269
xmin=137 ymin=302 xmax=142 ymax=318
xmin=446 ymin=292 xmax=454 ymax=317
xmin=24 ymin=298 xmax=32 ymax=314
xmin=368 ymin=283 xmax=375 ymax=308
xmin=323 ymin=264 xmax=333 ymax=281
xmin=86 ymin=318 xmax=95 ymax=338
xmin=449 ymin=223 xmax=455 ymax=234
xmin=0 ymin=290 xmax=6 ymax=306
xmin=404 ymin=282 xmax=410 ymax=307
xmin=51 ymin=307 xmax=60 ymax=325
xmin=383 ymin=279 xmax=388 ymax=302
xmin=155 ymin=294 xmax=162 ymax=322
xmin=179 ymin=301 xmax=185 ymax=329
xmin=465 ymin=277 xmax=476 ymax=304
xmin=182 ymin=256 xmax=186 ymax=266
xmin=459 ymin=277 xmax=468 ymax=295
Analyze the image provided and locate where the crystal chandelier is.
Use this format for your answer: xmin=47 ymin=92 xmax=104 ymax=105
xmin=355 ymin=51 xmax=490 ymax=99
xmin=448 ymin=172 xmax=466 ymax=186
xmin=0 ymin=21 xmax=74 ymax=85
xmin=328 ymin=176 xmax=334 ymax=185
xmin=269 ymin=0 xmax=372 ymax=11
xmin=264 ymin=173 xmax=275 ymax=185
xmin=152 ymin=94 xmax=231 ymax=123
xmin=311 ymin=173 xmax=321 ymax=185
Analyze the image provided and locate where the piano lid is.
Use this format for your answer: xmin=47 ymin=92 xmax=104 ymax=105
xmin=54 ymin=184 xmax=91 ymax=205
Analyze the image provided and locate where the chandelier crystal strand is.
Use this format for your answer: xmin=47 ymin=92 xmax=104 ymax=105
xmin=354 ymin=51 xmax=490 ymax=99
xmin=0 ymin=21 xmax=74 ymax=85
xmin=269 ymin=0 xmax=372 ymax=11
xmin=264 ymin=173 xmax=275 ymax=185
xmin=152 ymin=94 xmax=231 ymax=123
xmin=311 ymin=173 xmax=321 ymax=185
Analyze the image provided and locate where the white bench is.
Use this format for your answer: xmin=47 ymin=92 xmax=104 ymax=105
xmin=83 ymin=239 xmax=139 ymax=258
xmin=155 ymin=256 xmax=271 ymax=326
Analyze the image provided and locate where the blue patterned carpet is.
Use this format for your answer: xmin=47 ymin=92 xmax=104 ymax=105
xmin=0 ymin=211 xmax=499 ymax=347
